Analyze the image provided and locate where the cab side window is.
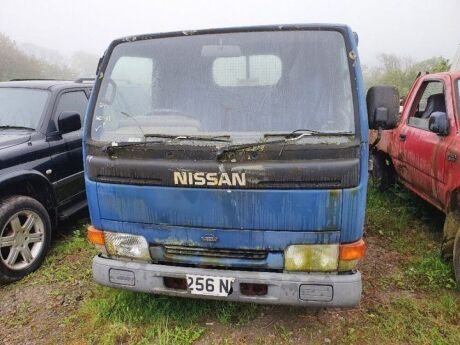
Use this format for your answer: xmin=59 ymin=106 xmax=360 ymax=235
xmin=55 ymin=91 xmax=89 ymax=128
xmin=408 ymin=81 xmax=446 ymax=130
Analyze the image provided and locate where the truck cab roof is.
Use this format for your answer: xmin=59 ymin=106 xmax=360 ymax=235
xmin=0 ymin=79 xmax=94 ymax=91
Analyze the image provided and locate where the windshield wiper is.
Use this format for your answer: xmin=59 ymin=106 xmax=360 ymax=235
xmin=0 ymin=125 xmax=35 ymax=131
xmin=103 ymin=134 xmax=231 ymax=154
xmin=216 ymin=129 xmax=323 ymax=158
xmin=217 ymin=129 xmax=353 ymax=158
xmin=144 ymin=133 xmax=231 ymax=142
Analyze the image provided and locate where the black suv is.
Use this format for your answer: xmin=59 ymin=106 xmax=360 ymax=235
xmin=0 ymin=79 xmax=92 ymax=283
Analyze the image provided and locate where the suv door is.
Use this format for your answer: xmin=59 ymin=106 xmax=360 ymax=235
xmin=398 ymin=78 xmax=454 ymax=208
xmin=48 ymin=89 xmax=88 ymax=206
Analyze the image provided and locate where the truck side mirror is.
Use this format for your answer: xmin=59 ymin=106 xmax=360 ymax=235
xmin=58 ymin=111 xmax=81 ymax=134
xmin=366 ymin=86 xmax=399 ymax=130
xmin=428 ymin=111 xmax=449 ymax=136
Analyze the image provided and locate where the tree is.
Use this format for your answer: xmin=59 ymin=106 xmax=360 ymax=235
xmin=0 ymin=33 xmax=75 ymax=81
xmin=363 ymin=54 xmax=450 ymax=96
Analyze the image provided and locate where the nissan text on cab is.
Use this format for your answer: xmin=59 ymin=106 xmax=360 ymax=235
xmin=85 ymin=25 xmax=369 ymax=306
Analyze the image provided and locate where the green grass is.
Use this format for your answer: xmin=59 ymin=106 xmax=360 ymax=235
xmin=404 ymin=250 xmax=457 ymax=290
xmin=344 ymin=296 xmax=460 ymax=345
xmin=78 ymin=287 xmax=258 ymax=344
xmin=366 ymin=184 xmax=457 ymax=292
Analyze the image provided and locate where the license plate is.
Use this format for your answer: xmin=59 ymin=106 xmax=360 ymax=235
xmin=186 ymin=274 xmax=235 ymax=297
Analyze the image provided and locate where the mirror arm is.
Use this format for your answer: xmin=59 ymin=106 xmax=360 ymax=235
xmin=371 ymin=127 xmax=382 ymax=147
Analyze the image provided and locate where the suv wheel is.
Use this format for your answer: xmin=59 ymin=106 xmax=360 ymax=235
xmin=0 ymin=196 xmax=51 ymax=284
xmin=454 ymin=229 xmax=460 ymax=285
xmin=370 ymin=151 xmax=395 ymax=191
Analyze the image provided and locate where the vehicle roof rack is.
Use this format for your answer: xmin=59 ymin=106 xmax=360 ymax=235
xmin=75 ymin=77 xmax=95 ymax=83
xmin=9 ymin=78 xmax=60 ymax=81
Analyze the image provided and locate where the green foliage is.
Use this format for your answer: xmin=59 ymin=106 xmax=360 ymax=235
xmin=0 ymin=32 xmax=75 ymax=81
xmin=363 ymin=54 xmax=450 ymax=96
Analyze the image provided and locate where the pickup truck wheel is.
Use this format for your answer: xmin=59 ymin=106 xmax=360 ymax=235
xmin=442 ymin=211 xmax=459 ymax=261
xmin=371 ymin=151 xmax=395 ymax=191
xmin=0 ymin=196 xmax=51 ymax=284
xmin=454 ymin=229 xmax=460 ymax=285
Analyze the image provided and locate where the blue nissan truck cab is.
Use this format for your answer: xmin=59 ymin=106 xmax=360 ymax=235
xmin=84 ymin=24 xmax=368 ymax=307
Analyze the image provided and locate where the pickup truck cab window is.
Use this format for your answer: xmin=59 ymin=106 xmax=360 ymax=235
xmin=407 ymin=80 xmax=446 ymax=131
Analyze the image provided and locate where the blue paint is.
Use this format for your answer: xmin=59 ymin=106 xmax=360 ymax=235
xmin=340 ymin=26 xmax=369 ymax=243
xmin=94 ymin=181 xmax=341 ymax=231
xmin=96 ymin=217 xmax=341 ymax=249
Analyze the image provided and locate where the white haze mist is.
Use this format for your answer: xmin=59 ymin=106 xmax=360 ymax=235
xmin=0 ymin=0 xmax=459 ymax=66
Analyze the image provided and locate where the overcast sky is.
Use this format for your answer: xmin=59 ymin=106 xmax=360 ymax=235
xmin=0 ymin=0 xmax=459 ymax=66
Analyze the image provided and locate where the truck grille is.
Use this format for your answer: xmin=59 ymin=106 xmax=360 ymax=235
xmin=163 ymin=245 xmax=267 ymax=260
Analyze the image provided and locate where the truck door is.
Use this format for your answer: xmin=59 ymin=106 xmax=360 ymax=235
xmin=398 ymin=78 xmax=452 ymax=207
xmin=48 ymin=90 xmax=88 ymax=206
xmin=436 ymin=77 xmax=458 ymax=208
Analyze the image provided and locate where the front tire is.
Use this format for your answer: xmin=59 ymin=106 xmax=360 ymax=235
xmin=442 ymin=211 xmax=460 ymax=261
xmin=0 ymin=196 xmax=51 ymax=284
xmin=454 ymin=229 xmax=460 ymax=285
xmin=370 ymin=151 xmax=395 ymax=191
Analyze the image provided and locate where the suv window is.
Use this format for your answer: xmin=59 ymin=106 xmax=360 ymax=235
xmin=408 ymin=80 xmax=446 ymax=130
xmin=55 ymin=91 xmax=89 ymax=124
xmin=0 ymin=88 xmax=49 ymax=129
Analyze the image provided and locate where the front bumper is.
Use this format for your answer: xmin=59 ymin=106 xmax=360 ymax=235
xmin=92 ymin=255 xmax=362 ymax=307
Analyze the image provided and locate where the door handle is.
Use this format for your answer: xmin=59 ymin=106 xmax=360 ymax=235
xmin=399 ymin=133 xmax=407 ymax=141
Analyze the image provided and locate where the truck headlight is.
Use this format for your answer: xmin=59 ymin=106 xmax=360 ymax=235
xmin=284 ymin=240 xmax=365 ymax=272
xmin=285 ymin=244 xmax=339 ymax=272
xmin=88 ymin=226 xmax=151 ymax=261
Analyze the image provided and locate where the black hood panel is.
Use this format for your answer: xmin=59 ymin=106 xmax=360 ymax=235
xmin=0 ymin=132 xmax=30 ymax=150
xmin=86 ymin=142 xmax=360 ymax=189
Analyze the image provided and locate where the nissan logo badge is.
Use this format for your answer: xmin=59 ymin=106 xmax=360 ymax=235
xmin=201 ymin=234 xmax=219 ymax=243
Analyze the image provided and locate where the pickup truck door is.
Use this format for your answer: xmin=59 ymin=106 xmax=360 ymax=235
xmin=48 ymin=89 xmax=89 ymax=206
xmin=397 ymin=77 xmax=454 ymax=208
xmin=437 ymin=77 xmax=459 ymax=207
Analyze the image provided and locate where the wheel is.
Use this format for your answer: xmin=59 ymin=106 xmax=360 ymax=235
xmin=442 ymin=211 xmax=459 ymax=260
xmin=0 ymin=196 xmax=51 ymax=284
xmin=454 ymin=229 xmax=460 ymax=285
xmin=370 ymin=151 xmax=395 ymax=191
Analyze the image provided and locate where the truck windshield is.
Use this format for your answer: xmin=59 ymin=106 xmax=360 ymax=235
xmin=0 ymin=88 xmax=49 ymax=130
xmin=91 ymin=30 xmax=355 ymax=143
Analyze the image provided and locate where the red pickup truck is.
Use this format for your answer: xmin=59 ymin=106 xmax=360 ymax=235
xmin=368 ymin=71 xmax=460 ymax=284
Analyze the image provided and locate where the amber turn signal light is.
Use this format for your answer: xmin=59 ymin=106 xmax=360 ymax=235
xmin=87 ymin=226 xmax=105 ymax=245
xmin=339 ymin=239 xmax=365 ymax=261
